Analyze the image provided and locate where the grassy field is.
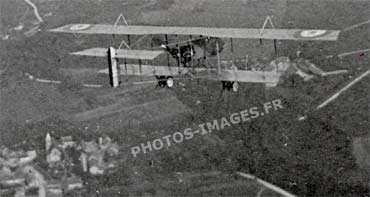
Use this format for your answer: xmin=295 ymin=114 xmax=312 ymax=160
xmin=0 ymin=0 xmax=369 ymax=196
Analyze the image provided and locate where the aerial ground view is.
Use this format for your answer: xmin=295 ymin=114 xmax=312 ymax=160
xmin=0 ymin=0 xmax=369 ymax=196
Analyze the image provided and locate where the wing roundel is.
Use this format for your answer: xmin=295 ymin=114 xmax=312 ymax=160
xmin=294 ymin=30 xmax=330 ymax=39
xmin=68 ymin=24 xmax=93 ymax=31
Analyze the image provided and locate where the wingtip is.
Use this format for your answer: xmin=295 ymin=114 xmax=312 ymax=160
xmin=70 ymin=51 xmax=87 ymax=56
xmin=47 ymin=24 xmax=74 ymax=32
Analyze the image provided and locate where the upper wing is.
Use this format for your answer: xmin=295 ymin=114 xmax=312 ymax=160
xmin=49 ymin=24 xmax=340 ymax=41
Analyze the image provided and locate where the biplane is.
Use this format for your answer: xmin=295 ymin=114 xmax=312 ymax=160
xmin=49 ymin=17 xmax=342 ymax=92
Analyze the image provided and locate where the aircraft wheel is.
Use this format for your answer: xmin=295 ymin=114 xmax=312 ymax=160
xmin=222 ymin=81 xmax=235 ymax=91
xmin=166 ymin=76 xmax=174 ymax=88
xmin=221 ymin=81 xmax=227 ymax=90
xmin=232 ymin=82 xmax=239 ymax=92
xmin=156 ymin=76 xmax=167 ymax=88
xmin=227 ymin=82 xmax=232 ymax=91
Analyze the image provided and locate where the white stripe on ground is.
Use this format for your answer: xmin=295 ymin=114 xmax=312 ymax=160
xmin=316 ymin=68 xmax=370 ymax=110
xmin=23 ymin=0 xmax=43 ymax=23
xmin=343 ymin=19 xmax=370 ymax=32
xmin=326 ymin=49 xmax=370 ymax=58
xmin=35 ymin=78 xmax=61 ymax=84
xmin=25 ymin=72 xmax=102 ymax=88
xmin=72 ymin=96 xmax=186 ymax=122
xmin=237 ymin=172 xmax=297 ymax=197
xmin=82 ymin=84 xmax=103 ymax=88
xmin=337 ymin=49 xmax=370 ymax=58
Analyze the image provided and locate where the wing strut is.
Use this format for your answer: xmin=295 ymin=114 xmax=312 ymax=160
xmin=259 ymin=16 xmax=277 ymax=55
xmin=216 ymin=41 xmax=221 ymax=75
xmin=230 ymin=38 xmax=235 ymax=62
xmin=138 ymin=59 xmax=142 ymax=76
xmin=165 ymin=34 xmax=170 ymax=67
xmin=118 ymin=40 xmax=131 ymax=49
xmin=127 ymin=35 xmax=131 ymax=46
xmin=150 ymin=34 xmax=153 ymax=50
xmin=177 ymin=44 xmax=181 ymax=68
xmin=230 ymin=38 xmax=234 ymax=53
xmin=124 ymin=59 xmax=127 ymax=75
xmin=114 ymin=13 xmax=131 ymax=50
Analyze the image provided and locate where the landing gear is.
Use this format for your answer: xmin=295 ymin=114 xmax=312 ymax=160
xmin=156 ymin=76 xmax=175 ymax=88
xmin=232 ymin=81 xmax=239 ymax=92
xmin=222 ymin=81 xmax=239 ymax=92
xmin=166 ymin=77 xmax=174 ymax=88
xmin=156 ymin=76 xmax=166 ymax=88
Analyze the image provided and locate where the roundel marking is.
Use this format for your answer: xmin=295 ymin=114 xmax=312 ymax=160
xmin=294 ymin=30 xmax=329 ymax=39
xmin=69 ymin=24 xmax=92 ymax=31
